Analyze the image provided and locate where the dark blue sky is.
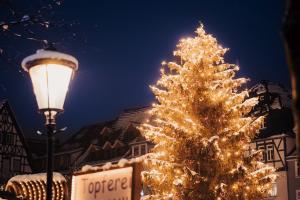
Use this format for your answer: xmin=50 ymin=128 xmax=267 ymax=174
xmin=0 ymin=0 xmax=289 ymax=138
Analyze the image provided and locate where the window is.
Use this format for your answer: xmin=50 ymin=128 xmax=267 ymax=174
xmin=141 ymin=144 xmax=147 ymax=155
xmin=295 ymin=161 xmax=300 ymax=177
xmin=258 ymin=146 xmax=265 ymax=161
xmin=133 ymin=146 xmax=139 ymax=157
xmin=296 ymin=190 xmax=300 ymax=200
xmin=132 ymin=144 xmax=148 ymax=157
xmin=266 ymin=145 xmax=274 ymax=161
xmin=261 ymin=120 xmax=267 ymax=130
xmin=259 ymin=95 xmax=265 ymax=101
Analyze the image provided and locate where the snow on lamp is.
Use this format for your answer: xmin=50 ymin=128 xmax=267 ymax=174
xmin=22 ymin=49 xmax=78 ymax=123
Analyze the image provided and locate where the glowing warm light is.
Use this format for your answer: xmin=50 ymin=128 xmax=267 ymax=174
xmin=139 ymin=24 xmax=276 ymax=200
xmin=5 ymin=173 xmax=66 ymax=200
xmin=22 ymin=50 xmax=78 ymax=112
xmin=29 ymin=64 xmax=73 ymax=110
xmin=232 ymin=184 xmax=238 ymax=190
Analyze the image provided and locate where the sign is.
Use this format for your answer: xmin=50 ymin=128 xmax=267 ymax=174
xmin=71 ymin=167 xmax=133 ymax=200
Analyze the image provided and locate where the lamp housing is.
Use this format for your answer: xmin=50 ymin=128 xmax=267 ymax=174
xmin=22 ymin=49 xmax=78 ymax=114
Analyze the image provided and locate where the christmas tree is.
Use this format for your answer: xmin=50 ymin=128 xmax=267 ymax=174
xmin=139 ymin=25 xmax=276 ymax=200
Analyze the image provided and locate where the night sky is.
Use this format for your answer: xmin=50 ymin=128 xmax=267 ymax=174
xmin=0 ymin=0 xmax=289 ymax=139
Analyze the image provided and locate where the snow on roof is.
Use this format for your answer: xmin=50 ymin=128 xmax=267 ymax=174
xmin=267 ymin=133 xmax=289 ymax=139
xmin=22 ymin=49 xmax=78 ymax=71
xmin=112 ymin=107 xmax=150 ymax=130
xmin=249 ymin=81 xmax=291 ymax=108
xmin=80 ymin=155 xmax=146 ymax=173
xmin=7 ymin=172 xmax=66 ymax=183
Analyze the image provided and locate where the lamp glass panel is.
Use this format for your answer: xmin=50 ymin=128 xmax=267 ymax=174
xmin=28 ymin=63 xmax=73 ymax=110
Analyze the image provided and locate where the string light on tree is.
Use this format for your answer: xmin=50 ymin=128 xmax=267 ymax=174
xmin=139 ymin=24 xmax=276 ymax=200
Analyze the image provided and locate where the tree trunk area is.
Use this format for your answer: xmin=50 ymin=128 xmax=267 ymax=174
xmin=282 ymin=0 xmax=300 ymax=160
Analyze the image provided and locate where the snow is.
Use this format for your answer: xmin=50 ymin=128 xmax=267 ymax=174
xmin=250 ymin=164 xmax=276 ymax=180
xmin=208 ymin=136 xmax=219 ymax=143
xmin=270 ymin=97 xmax=282 ymax=109
xmin=112 ymin=107 xmax=150 ymax=130
xmin=250 ymin=81 xmax=291 ymax=108
xmin=102 ymin=162 xmax=113 ymax=170
xmin=173 ymin=179 xmax=183 ymax=186
xmin=81 ymin=165 xmax=102 ymax=172
xmin=80 ymin=155 xmax=146 ymax=172
xmin=21 ymin=15 xmax=30 ymax=22
xmin=22 ymin=49 xmax=78 ymax=71
xmin=7 ymin=172 xmax=66 ymax=183
xmin=242 ymin=97 xmax=259 ymax=107
xmin=117 ymin=156 xmax=145 ymax=167
xmin=251 ymin=84 xmax=266 ymax=94
xmin=267 ymin=133 xmax=289 ymax=139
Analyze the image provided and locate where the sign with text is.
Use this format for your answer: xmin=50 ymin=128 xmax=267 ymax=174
xmin=71 ymin=167 xmax=133 ymax=200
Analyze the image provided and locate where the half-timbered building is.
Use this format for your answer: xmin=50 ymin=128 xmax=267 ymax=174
xmin=0 ymin=100 xmax=32 ymax=184
xmin=248 ymin=81 xmax=295 ymax=199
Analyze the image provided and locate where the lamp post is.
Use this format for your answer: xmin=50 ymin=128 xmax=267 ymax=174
xmin=22 ymin=47 xmax=78 ymax=200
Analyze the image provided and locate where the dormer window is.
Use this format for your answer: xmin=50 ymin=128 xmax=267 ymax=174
xmin=132 ymin=143 xmax=148 ymax=157
xmin=261 ymin=120 xmax=267 ymax=130
xmin=133 ymin=146 xmax=140 ymax=157
xmin=141 ymin=144 xmax=146 ymax=155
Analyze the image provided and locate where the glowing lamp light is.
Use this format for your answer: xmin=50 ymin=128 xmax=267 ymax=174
xmin=22 ymin=48 xmax=78 ymax=200
xmin=22 ymin=49 xmax=78 ymax=116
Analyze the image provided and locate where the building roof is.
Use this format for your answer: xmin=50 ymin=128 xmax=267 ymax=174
xmin=65 ymin=107 xmax=151 ymax=168
xmin=28 ymin=106 xmax=151 ymax=172
xmin=59 ymin=106 xmax=151 ymax=151
xmin=257 ymin=108 xmax=294 ymax=138
xmin=248 ymin=81 xmax=294 ymax=139
xmin=249 ymin=80 xmax=291 ymax=108
xmin=59 ymin=120 xmax=116 ymax=152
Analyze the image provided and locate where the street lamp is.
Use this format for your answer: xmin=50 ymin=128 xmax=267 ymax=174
xmin=22 ymin=47 xmax=78 ymax=200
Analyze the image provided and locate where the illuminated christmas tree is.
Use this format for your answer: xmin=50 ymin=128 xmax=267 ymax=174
xmin=139 ymin=25 xmax=276 ymax=200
